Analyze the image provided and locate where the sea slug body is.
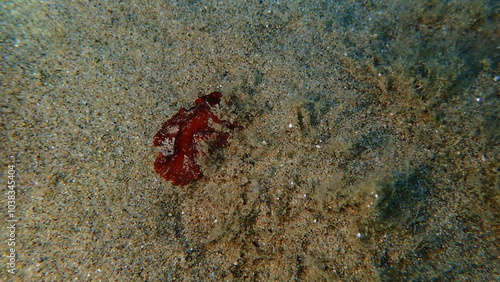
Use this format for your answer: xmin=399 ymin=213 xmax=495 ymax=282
xmin=153 ymin=92 xmax=233 ymax=185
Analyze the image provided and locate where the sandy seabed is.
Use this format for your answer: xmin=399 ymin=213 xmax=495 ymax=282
xmin=1 ymin=0 xmax=498 ymax=280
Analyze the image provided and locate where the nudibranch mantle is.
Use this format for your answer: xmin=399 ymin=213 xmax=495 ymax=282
xmin=153 ymin=91 xmax=233 ymax=186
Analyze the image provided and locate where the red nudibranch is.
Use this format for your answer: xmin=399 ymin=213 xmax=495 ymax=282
xmin=153 ymin=92 xmax=234 ymax=185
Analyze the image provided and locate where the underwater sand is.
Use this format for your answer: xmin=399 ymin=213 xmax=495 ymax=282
xmin=1 ymin=0 xmax=498 ymax=280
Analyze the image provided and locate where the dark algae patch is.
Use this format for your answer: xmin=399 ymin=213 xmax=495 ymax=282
xmin=1 ymin=0 xmax=498 ymax=280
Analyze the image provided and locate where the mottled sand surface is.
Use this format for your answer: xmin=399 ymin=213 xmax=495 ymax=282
xmin=1 ymin=0 xmax=498 ymax=280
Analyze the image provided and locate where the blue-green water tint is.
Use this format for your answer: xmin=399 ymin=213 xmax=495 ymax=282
xmin=2 ymin=0 xmax=498 ymax=280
